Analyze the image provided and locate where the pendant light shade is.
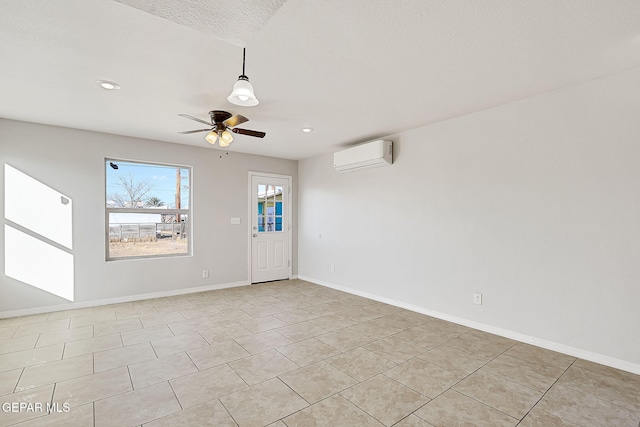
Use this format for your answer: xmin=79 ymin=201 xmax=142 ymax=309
xmin=227 ymin=48 xmax=259 ymax=107
xmin=228 ymin=78 xmax=258 ymax=106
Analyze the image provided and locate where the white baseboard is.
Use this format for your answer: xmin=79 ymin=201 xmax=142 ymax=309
xmin=0 ymin=280 xmax=249 ymax=319
xmin=298 ymin=275 xmax=640 ymax=375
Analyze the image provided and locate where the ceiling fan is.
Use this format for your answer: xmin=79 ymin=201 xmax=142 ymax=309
xmin=178 ymin=110 xmax=266 ymax=147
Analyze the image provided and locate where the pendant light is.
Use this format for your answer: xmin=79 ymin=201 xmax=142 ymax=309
xmin=227 ymin=48 xmax=259 ymax=107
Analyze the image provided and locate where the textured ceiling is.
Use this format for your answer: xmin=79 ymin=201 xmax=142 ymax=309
xmin=1 ymin=0 xmax=639 ymax=160
xmin=114 ymin=0 xmax=288 ymax=46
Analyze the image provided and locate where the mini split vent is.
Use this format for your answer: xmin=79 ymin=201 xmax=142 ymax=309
xmin=333 ymin=140 xmax=393 ymax=172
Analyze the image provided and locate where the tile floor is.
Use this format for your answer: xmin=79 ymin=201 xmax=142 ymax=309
xmin=0 ymin=279 xmax=639 ymax=427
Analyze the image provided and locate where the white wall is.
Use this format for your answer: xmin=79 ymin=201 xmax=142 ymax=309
xmin=0 ymin=120 xmax=297 ymax=313
xmin=298 ymin=67 xmax=640 ymax=371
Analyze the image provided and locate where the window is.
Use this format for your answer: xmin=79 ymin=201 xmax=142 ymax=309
xmin=257 ymin=184 xmax=283 ymax=232
xmin=105 ymin=159 xmax=191 ymax=260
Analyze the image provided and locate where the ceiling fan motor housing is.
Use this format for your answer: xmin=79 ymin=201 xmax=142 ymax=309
xmin=209 ymin=110 xmax=232 ymax=125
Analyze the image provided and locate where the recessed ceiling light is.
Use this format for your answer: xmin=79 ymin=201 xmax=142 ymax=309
xmin=302 ymin=127 xmax=313 ymax=133
xmin=96 ymin=80 xmax=120 ymax=90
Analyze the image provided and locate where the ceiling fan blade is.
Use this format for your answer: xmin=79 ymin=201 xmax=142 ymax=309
xmin=224 ymin=114 xmax=249 ymax=127
xmin=178 ymin=128 xmax=212 ymax=134
xmin=178 ymin=114 xmax=212 ymax=126
xmin=232 ymin=128 xmax=266 ymax=138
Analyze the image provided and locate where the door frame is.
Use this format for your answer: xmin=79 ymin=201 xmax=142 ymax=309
xmin=247 ymin=171 xmax=293 ymax=284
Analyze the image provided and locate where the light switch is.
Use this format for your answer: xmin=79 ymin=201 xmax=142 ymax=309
xmin=230 ymin=217 xmax=241 ymax=225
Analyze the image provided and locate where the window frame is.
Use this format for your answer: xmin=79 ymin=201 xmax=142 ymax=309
xmin=104 ymin=158 xmax=192 ymax=261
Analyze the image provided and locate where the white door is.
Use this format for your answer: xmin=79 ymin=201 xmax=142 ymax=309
xmin=250 ymin=174 xmax=290 ymax=283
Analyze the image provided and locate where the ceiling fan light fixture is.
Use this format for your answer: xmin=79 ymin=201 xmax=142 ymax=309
xmin=205 ymin=131 xmax=218 ymax=144
xmin=227 ymin=48 xmax=259 ymax=107
xmin=220 ymin=129 xmax=234 ymax=145
xmin=179 ymin=110 xmax=265 ymax=145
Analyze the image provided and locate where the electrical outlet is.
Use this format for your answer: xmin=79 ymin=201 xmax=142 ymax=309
xmin=473 ymin=292 xmax=482 ymax=305
xmin=202 ymin=269 xmax=209 ymax=278
xmin=330 ymin=265 xmax=335 ymax=273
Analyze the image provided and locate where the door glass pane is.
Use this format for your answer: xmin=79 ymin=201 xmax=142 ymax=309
xmin=257 ymin=183 xmax=284 ymax=233
xmin=266 ymin=203 xmax=275 ymax=231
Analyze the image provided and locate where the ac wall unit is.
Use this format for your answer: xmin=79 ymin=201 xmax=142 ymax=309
xmin=334 ymin=139 xmax=393 ymax=172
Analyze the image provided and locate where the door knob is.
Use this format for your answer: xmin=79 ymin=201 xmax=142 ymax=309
xmin=253 ymin=234 xmax=257 ymax=237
